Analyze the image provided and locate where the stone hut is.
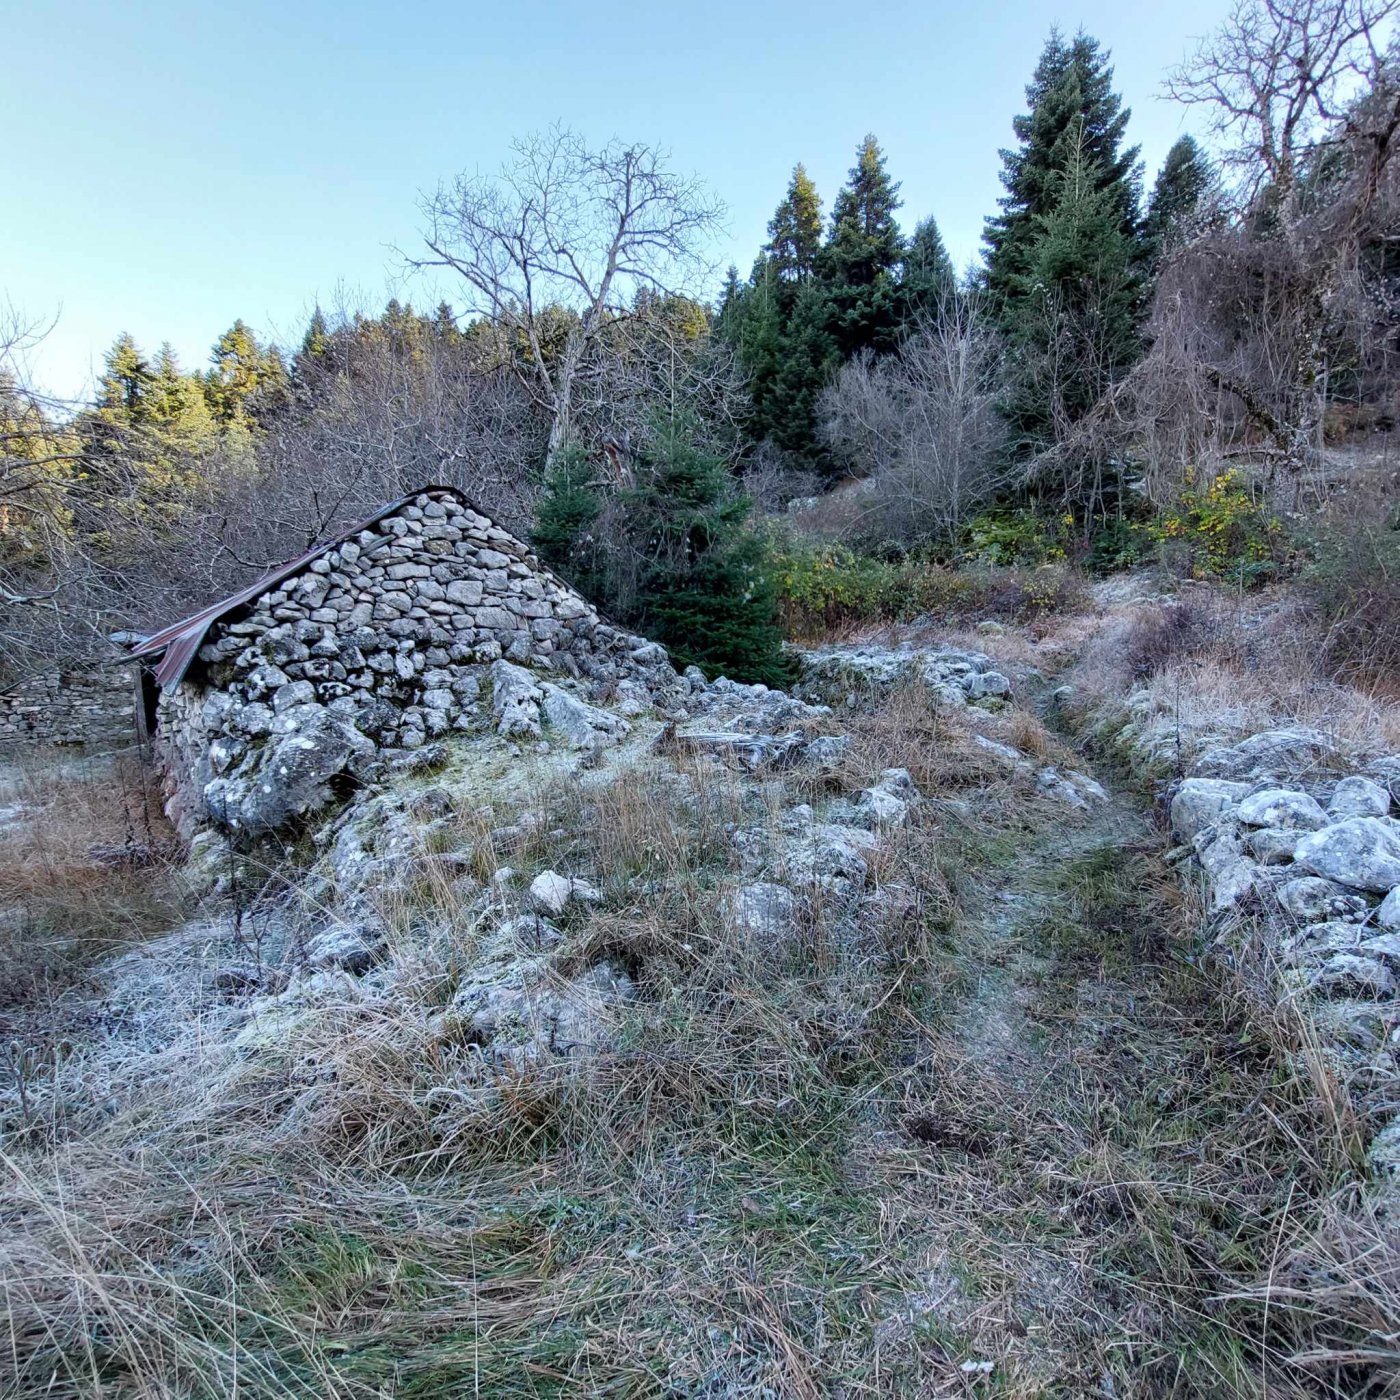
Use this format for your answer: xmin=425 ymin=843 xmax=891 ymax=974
xmin=132 ymin=486 xmax=672 ymax=840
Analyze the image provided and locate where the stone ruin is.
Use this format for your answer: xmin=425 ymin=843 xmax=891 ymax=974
xmin=143 ymin=488 xmax=676 ymax=839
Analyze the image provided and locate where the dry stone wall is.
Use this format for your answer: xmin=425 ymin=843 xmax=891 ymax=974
xmin=1152 ymin=728 xmax=1400 ymax=1177
xmin=0 ymin=665 xmax=136 ymax=751
xmin=157 ymin=490 xmax=675 ymax=839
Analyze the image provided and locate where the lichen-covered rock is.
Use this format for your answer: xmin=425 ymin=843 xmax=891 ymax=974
xmin=203 ymin=705 xmax=375 ymax=834
xmin=541 ymin=685 xmax=630 ymax=749
xmin=1378 ymin=886 xmax=1400 ymax=930
xmin=1170 ymin=778 xmax=1252 ymax=843
xmin=1275 ymin=875 xmax=1369 ymax=924
xmin=1243 ymin=827 xmax=1299 ymax=865
xmin=1190 ymin=728 xmax=1341 ymax=783
xmin=725 ymin=882 xmax=800 ymax=950
xmin=490 ymin=660 xmax=543 ymax=738
xmin=1328 ymin=775 xmax=1392 ymax=820
xmin=1294 ymin=817 xmax=1400 ymax=893
xmin=1237 ymin=788 xmax=1328 ymax=830
xmin=528 ymin=871 xmax=601 ymax=917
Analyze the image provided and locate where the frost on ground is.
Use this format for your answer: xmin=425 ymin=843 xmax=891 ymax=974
xmin=1 ymin=628 xmax=1397 ymax=1398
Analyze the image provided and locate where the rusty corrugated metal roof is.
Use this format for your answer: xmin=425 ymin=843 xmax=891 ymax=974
xmin=130 ymin=486 xmax=476 ymax=689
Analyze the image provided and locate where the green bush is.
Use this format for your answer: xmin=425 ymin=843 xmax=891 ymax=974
xmin=1155 ymin=469 xmax=1286 ymax=585
xmin=768 ymin=535 xmax=1085 ymax=636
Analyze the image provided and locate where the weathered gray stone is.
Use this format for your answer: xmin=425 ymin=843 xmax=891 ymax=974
xmin=1237 ymin=788 xmax=1328 ymax=830
xmin=528 ymin=870 xmax=602 ymax=917
xmin=1328 ymin=775 xmax=1392 ymax=820
xmin=1190 ymin=728 xmax=1341 ymax=782
xmin=1170 ymin=778 xmax=1252 ymax=842
xmin=204 ymin=707 xmax=374 ymax=835
xmin=490 ymin=661 xmax=543 ymax=738
xmin=1294 ymin=817 xmax=1400 ymax=893
xmin=1276 ymin=875 xmax=1370 ymax=923
xmin=541 ymin=685 xmax=630 ymax=749
xmin=1378 ymin=886 xmax=1400 ymax=930
xmin=725 ymin=882 xmax=800 ymax=950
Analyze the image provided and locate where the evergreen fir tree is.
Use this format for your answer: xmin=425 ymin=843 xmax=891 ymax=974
xmin=1142 ymin=135 xmax=1213 ymax=268
xmin=300 ymin=307 xmax=331 ymax=361
xmin=98 ymin=334 xmax=154 ymax=417
xmin=623 ymin=415 xmax=792 ymax=685
xmin=530 ymin=418 xmax=793 ymax=686
xmin=531 ymin=442 xmax=603 ymax=594
xmin=768 ymin=281 xmax=837 ymax=464
xmin=766 ymin=163 xmax=824 ymax=289
xmin=819 ymin=134 xmax=905 ymax=358
xmin=205 ymin=320 xmax=288 ymax=424
xmin=899 ymin=215 xmax=958 ymax=326
xmin=984 ymin=31 xmax=1141 ymax=308
xmin=1004 ymin=127 xmax=1142 ymax=459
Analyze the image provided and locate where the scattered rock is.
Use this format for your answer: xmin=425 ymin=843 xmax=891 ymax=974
xmin=725 ymin=882 xmax=800 ymax=950
xmin=1170 ymin=778 xmax=1251 ymax=843
xmin=528 ymin=870 xmax=602 ymax=917
xmin=1377 ymin=887 xmax=1400 ymax=930
xmin=1275 ymin=875 xmax=1370 ymax=924
xmin=1190 ymin=728 xmax=1341 ymax=783
xmin=1328 ymin=775 xmax=1391 ymax=819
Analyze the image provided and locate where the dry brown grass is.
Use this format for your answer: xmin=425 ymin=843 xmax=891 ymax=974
xmin=2 ymin=675 xmax=1397 ymax=1396
xmin=0 ymin=752 xmax=186 ymax=1009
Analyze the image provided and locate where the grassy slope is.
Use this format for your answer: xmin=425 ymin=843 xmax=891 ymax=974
xmin=1 ymin=658 xmax=1393 ymax=1398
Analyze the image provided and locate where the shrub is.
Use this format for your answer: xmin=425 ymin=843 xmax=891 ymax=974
xmin=1155 ymin=468 xmax=1286 ymax=584
xmin=769 ymin=534 xmax=1085 ymax=637
xmin=1122 ymin=600 xmax=1228 ymax=679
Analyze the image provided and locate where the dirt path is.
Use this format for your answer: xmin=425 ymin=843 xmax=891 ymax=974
xmin=871 ymin=733 xmax=1354 ymax=1397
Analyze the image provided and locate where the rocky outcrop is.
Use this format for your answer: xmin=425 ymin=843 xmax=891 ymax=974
xmin=798 ymin=644 xmax=1011 ymax=710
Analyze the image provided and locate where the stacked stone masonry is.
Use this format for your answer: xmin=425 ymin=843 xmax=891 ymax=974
xmin=155 ymin=490 xmax=673 ymax=838
xmin=0 ymin=666 xmax=136 ymax=750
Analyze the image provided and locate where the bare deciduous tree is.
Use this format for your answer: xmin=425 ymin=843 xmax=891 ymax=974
xmin=411 ymin=128 xmax=724 ymax=462
xmin=1168 ymin=0 xmax=1398 ymax=223
xmin=821 ymin=297 xmax=1008 ymax=546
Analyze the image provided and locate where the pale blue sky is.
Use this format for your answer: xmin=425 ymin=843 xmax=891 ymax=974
xmin=6 ymin=0 xmax=1227 ymax=401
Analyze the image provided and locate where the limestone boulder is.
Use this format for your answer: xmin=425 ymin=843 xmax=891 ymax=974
xmin=1275 ymin=875 xmax=1370 ymax=924
xmin=1293 ymin=817 xmax=1400 ymax=893
xmin=540 ymin=684 xmax=630 ymax=749
xmin=1327 ymin=775 xmax=1391 ymax=820
xmin=203 ymin=705 xmax=375 ymax=835
xmin=1190 ymin=728 xmax=1341 ymax=783
xmin=1237 ymin=788 xmax=1328 ymax=830
xmin=1170 ymin=778 xmax=1251 ymax=842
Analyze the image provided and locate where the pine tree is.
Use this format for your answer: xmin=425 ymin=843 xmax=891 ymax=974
xmin=206 ymin=320 xmax=288 ymax=424
xmin=766 ymin=164 xmax=824 ymax=289
xmin=1004 ymin=127 xmax=1142 ymax=460
xmin=1143 ymin=135 xmax=1213 ymax=268
xmin=531 ymin=418 xmax=793 ymax=685
xmin=985 ymin=31 xmax=1141 ymax=308
xmin=899 ymin=215 xmax=958 ymax=326
xmin=819 ymin=134 xmax=905 ymax=358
